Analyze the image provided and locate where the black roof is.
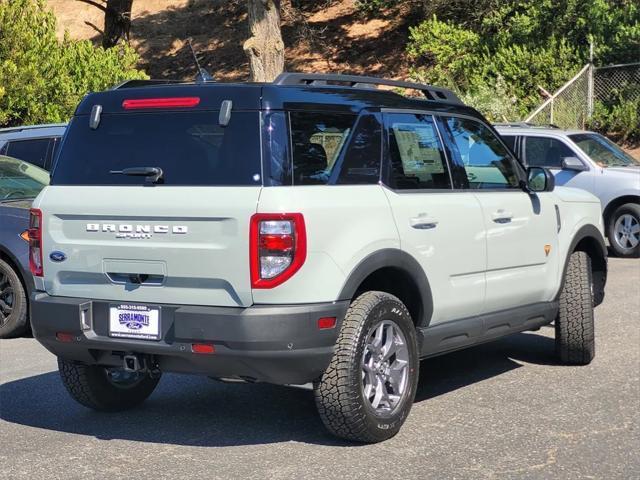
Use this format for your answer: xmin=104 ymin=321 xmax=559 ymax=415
xmin=74 ymin=74 xmax=480 ymax=119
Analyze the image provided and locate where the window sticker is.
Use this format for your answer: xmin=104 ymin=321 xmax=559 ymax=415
xmin=392 ymin=123 xmax=444 ymax=181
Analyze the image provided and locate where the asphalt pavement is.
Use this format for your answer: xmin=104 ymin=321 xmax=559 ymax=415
xmin=1 ymin=258 xmax=638 ymax=480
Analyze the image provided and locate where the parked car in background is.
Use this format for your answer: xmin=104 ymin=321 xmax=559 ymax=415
xmin=496 ymin=124 xmax=640 ymax=258
xmin=0 ymin=155 xmax=49 ymax=338
xmin=0 ymin=123 xmax=66 ymax=171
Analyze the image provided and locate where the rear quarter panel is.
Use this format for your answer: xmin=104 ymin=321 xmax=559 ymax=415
xmin=253 ymin=185 xmax=399 ymax=304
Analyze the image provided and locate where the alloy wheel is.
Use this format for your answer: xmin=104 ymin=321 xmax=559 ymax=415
xmin=0 ymin=270 xmax=14 ymax=327
xmin=361 ymin=320 xmax=410 ymax=415
xmin=613 ymin=213 xmax=640 ymax=251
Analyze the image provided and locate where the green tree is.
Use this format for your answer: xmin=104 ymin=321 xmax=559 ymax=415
xmin=407 ymin=1 xmax=640 ymax=123
xmin=0 ymin=0 xmax=147 ymax=127
xmin=77 ymin=0 xmax=135 ymax=49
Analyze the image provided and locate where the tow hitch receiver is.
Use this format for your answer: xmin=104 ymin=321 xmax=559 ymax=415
xmin=123 ymin=354 xmax=144 ymax=372
xmin=122 ymin=354 xmax=162 ymax=378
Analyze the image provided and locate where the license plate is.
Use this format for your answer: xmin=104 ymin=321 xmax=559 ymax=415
xmin=109 ymin=304 xmax=160 ymax=340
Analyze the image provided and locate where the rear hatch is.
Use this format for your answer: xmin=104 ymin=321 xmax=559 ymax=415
xmin=38 ymin=97 xmax=262 ymax=307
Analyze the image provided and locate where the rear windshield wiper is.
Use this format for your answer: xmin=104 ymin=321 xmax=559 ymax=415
xmin=110 ymin=167 xmax=164 ymax=185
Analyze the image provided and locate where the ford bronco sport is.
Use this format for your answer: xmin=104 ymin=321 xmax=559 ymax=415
xmin=29 ymin=74 xmax=607 ymax=443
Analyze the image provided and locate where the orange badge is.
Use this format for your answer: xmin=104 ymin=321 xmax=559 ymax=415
xmin=544 ymin=244 xmax=551 ymax=256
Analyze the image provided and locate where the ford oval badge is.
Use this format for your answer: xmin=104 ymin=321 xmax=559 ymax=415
xmin=49 ymin=251 xmax=67 ymax=262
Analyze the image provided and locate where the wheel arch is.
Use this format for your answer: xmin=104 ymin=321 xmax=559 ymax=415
xmin=0 ymin=246 xmax=32 ymax=295
xmin=558 ymin=224 xmax=607 ymax=306
xmin=337 ymin=249 xmax=433 ymax=328
xmin=0 ymin=245 xmax=32 ymax=332
xmin=602 ymin=195 xmax=640 ymax=230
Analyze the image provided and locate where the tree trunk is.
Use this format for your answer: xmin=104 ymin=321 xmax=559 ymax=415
xmin=244 ymin=0 xmax=285 ymax=82
xmin=103 ymin=0 xmax=133 ymax=49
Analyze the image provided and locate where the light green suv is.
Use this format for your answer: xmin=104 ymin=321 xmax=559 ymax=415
xmin=29 ymin=74 xmax=607 ymax=443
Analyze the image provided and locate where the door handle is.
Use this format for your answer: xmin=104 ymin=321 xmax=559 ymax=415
xmin=410 ymin=216 xmax=439 ymax=230
xmin=492 ymin=209 xmax=514 ymax=224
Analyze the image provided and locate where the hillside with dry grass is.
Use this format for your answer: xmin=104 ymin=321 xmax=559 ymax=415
xmin=47 ymin=0 xmax=416 ymax=81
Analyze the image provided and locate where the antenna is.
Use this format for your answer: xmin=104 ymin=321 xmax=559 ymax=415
xmin=187 ymin=39 xmax=214 ymax=83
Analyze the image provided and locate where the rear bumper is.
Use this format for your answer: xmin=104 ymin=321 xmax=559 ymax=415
xmin=30 ymin=293 xmax=349 ymax=385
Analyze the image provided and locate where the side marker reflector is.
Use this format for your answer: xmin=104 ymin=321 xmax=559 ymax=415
xmin=317 ymin=317 xmax=337 ymax=330
xmin=191 ymin=344 xmax=215 ymax=354
xmin=56 ymin=332 xmax=74 ymax=343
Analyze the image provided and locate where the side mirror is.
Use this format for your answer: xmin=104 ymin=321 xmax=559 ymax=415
xmin=526 ymin=166 xmax=555 ymax=193
xmin=562 ymin=156 xmax=587 ymax=171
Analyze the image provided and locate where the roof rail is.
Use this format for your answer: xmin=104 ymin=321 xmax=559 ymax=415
xmin=494 ymin=122 xmax=560 ymax=129
xmin=111 ymin=79 xmax=188 ymax=90
xmin=273 ymin=73 xmax=462 ymax=104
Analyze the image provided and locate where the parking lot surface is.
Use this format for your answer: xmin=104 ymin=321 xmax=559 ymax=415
xmin=1 ymin=257 xmax=638 ymax=480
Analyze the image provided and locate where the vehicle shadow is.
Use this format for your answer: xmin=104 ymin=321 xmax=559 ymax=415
xmin=0 ymin=331 xmax=557 ymax=447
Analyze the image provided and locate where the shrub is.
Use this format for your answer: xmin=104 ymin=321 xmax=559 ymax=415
xmin=588 ymin=98 xmax=640 ymax=144
xmin=406 ymin=2 xmax=640 ymax=128
xmin=459 ymin=76 xmax=520 ymax=123
xmin=0 ymin=0 xmax=147 ymax=127
xmin=355 ymin=0 xmax=396 ymax=16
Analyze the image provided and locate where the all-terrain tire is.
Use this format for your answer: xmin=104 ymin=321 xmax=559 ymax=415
xmin=607 ymin=203 xmax=640 ymax=258
xmin=0 ymin=258 xmax=29 ymax=339
xmin=555 ymin=251 xmax=595 ymax=365
xmin=314 ymin=291 xmax=419 ymax=443
xmin=58 ymin=358 xmax=160 ymax=411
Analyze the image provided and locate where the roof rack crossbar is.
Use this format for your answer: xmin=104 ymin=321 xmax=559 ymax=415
xmin=273 ymin=73 xmax=462 ymax=104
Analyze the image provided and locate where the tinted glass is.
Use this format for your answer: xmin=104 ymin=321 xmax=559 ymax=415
xmin=263 ymin=111 xmax=292 ymax=186
xmin=336 ymin=114 xmax=382 ymax=185
xmin=501 ymin=135 xmax=516 ymax=151
xmin=525 ymin=136 xmax=575 ymax=167
xmin=289 ymin=112 xmax=356 ymax=185
xmin=386 ymin=113 xmax=451 ymax=189
xmin=444 ymin=117 xmax=519 ymax=189
xmin=569 ymin=133 xmax=639 ymax=167
xmin=50 ymin=137 xmax=61 ymax=168
xmin=5 ymin=138 xmax=50 ymax=168
xmin=0 ymin=156 xmax=49 ymax=201
xmin=52 ymin=112 xmax=261 ymax=186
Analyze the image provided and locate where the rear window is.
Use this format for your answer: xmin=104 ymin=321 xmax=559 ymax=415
xmin=52 ymin=112 xmax=261 ymax=186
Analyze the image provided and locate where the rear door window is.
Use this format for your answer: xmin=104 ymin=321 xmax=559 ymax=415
xmin=524 ymin=136 xmax=576 ymax=168
xmin=5 ymin=138 xmax=50 ymax=168
xmin=384 ymin=113 xmax=452 ymax=190
xmin=52 ymin=112 xmax=262 ymax=186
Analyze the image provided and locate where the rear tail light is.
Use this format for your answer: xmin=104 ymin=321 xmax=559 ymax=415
xmin=28 ymin=208 xmax=43 ymax=277
xmin=250 ymin=213 xmax=306 ymax=289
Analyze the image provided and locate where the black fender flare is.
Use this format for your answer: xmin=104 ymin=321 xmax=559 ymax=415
xmin=556 ymin=224 xmax=607 ymax=306
xmin=337 ymin=248 xmax=434 ymax=327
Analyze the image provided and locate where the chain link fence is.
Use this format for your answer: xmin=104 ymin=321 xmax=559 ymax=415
xmin=525 ymin=62 xmax=640 ymax=129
